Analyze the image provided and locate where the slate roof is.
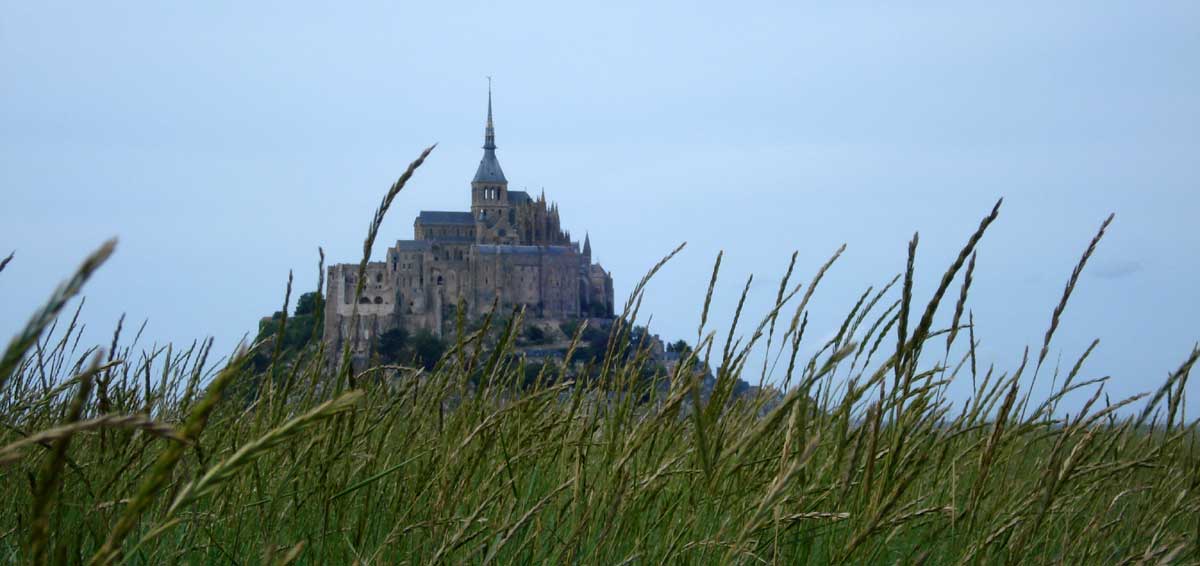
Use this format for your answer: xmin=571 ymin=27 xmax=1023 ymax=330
xmin=473 ymin=149 xmax=507 ymax=184
xmin=394 ymin=240 xmax=432 ymax=251
xmin=416 ymin=211 xmax=475 ymax=226
xmin=476 ymin=244 xmax=576 ymax=256
xmin=508 ymin=190 xmax=532 ymax=204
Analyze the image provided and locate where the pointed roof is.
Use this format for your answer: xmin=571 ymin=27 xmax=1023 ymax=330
xmin=583 ymin=233 xmax=592 ymax=256
xmin=473 ymin=79 xmax=507 ymax=184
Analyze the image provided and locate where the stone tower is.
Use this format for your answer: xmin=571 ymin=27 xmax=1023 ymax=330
xmin=471 ymin=83 xmax=516 ymax=244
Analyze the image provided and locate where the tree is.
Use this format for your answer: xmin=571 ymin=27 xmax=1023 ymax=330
xmin=525 ymin=324 xmax=547 ymax=344
xmin=376 ymin=327 xmax=409 ymax=363
xmin=294 ymin=292 xmax=323 ymax=316
xmin=589 ymin=302 xmax=607 ymax=317
xmin=629 ymin=325 xmax=650 ymax=348
xmin=575 ymin=323 xmax=611 ymax=364
xmin=667 ymin=339 xmax=692 ymax=356
xmin=410 ymin=329 xmax=446 ymax=370
xmin=559 ymin=320 xmax=581 ymax=339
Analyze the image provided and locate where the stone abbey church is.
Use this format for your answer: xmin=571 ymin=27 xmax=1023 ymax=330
xmin=323 ymin=90 xmax=615 ymax=358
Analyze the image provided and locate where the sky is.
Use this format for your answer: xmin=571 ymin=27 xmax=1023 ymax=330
xmin=2 ymin=1 xmax=1198 ymax=415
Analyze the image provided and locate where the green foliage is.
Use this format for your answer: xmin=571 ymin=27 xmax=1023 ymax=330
xmin=294 ymin=291 xmax=323 ymax=316
xmin=523 ymin=324 xmax=546 ymax=344
xmin=572 ymin=322 xmax=610 ymax=364
xmin=667 ymin=339 xmax=692 ymax=355
xmin=367 ymin=326 xmax=443 ymax=370
xmin=520 ymin=359 xmax=561 ymax=388
xmin=252 ymin=291 xmax=324 ymax=376
xmin=559 ymin=319 xmax=580 ymax=339
xmin=5 ymin=189 xmax=1197 ymax=563
xmin=409 ymin=329 xmax=446 ymax=370
xmin=588 ymin=301 xmax=608 ymax=318
xmin=376 ymin=327 xmax=409 ymax=363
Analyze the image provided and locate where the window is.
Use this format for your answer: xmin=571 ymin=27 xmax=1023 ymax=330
xmin=374 ymin=297 xmax=383 ymax=304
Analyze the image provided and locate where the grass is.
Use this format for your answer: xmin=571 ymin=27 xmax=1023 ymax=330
xmin=1 ymin=148 xmax=1198 ymax=564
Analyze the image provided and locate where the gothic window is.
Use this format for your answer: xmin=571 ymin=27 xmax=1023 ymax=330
xmin=437 ymin=275 xmax=444 ymax=285
xmin=358 ymin=297 xmax=371 ymax=304
xmin=374 ymin=296 xmax=383 ymax=304
xmin=376 ymin=273 xmax=383 ymax=283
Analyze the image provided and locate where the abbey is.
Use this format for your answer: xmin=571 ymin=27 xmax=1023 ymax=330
xmin=323 ymin=89 xmax=615 ymax=358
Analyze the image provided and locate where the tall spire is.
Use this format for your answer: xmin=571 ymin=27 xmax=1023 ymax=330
xmin=484 ymin=76 xmax=496 ymax=150
xmin=583 ymin=232 xmax=592 ymax=257
xmin=473 ymin=77 xmax=507 ymax=183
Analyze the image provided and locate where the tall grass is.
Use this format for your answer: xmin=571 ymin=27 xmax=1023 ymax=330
xmin=1 ymin=151 xmax=1197 ymax=564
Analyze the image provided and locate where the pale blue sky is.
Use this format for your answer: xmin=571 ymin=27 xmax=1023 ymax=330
xmin=2 ymin=2 xmax=1197 ymax=414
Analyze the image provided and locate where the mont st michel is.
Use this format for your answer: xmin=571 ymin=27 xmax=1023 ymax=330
xmin=323 ymin=88 xmax=615 ymax=364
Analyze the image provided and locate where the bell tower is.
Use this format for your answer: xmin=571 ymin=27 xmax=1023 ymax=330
xmin=472 ymin=80 xmax=511 ymax=243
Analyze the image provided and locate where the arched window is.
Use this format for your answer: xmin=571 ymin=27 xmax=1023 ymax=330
xmin=358 ymin=297 xmax=371 ymax=304
xmin=374 ymin=296 xmax=383 ymax=304
xmin=437 ymin=275 xmax=445 ymax=286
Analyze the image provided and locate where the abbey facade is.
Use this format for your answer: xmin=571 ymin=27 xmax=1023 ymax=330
xmin=323 ymin=91 xmax=615 ymax=359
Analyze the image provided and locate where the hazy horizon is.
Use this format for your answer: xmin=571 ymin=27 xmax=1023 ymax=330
xmin=3 ymin=2 xmax=1198 ymax=414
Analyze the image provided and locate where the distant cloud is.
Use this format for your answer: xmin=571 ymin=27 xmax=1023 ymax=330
xmin=1091 ymin=259 xmax=1143 ymax=280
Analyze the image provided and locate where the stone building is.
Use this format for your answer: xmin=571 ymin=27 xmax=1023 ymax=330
xmin=323 ymin=88 xmax=615 ymax=359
